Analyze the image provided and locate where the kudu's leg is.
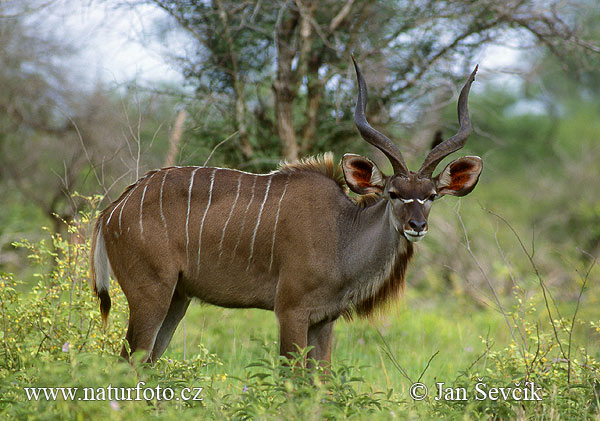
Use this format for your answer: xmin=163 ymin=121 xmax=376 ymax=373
xmin=276 ymin=309 xmax=309 ymax=361
xmin=149 ymin=287 xmax=191 ymax=363
xmin=119 ymin=271 xmax=176 ymax=363
xmin=121 ymin=306 xmax=170 ymax=362
xmin=307 ymin=320 xmax=335 ymax=365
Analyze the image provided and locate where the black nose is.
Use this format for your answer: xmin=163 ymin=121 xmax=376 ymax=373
xmin=409 ymin=220 xmax=427 ymax=232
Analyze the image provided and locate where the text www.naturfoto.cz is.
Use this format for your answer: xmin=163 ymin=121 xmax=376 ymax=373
xmin=24 ymin=382 xmax=203 ymax=402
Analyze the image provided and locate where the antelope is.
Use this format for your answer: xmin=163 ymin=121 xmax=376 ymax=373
xmin=90 ymin=58 xmax=482 ymax=364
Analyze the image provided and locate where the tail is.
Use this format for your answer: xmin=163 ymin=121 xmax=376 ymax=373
xmin=90 ymin=219 xmax=112 ymax=326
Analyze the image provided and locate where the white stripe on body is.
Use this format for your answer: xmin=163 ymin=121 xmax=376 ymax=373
xmin=105 ymin=197 xmax=122 ymax=227
xmin=197 ymin=169 xmax=217 ymax=269
xmin=139 ymin=185 xmax=148 ymax=240
xmin=231 ymin=175 xmax=257 ymax=262
xmin=186 ymin=168 xmax=200 ymax=264
xmin=218 ymin=173 xmax=242 ymax=261
xmin=269 ymin=175 xmax=290 ymax=272
xmin=106 ymin=176 xmax=146 ymax=227
xmin=246 ymin=175 xmax=272 ymax=272
xmin=117 ymin=183 xmax=140 ymax=234
xmin=136 ymin=172 xmax=157 ymax=238
xmin=159 ymin=170 xmax=169 ymax=242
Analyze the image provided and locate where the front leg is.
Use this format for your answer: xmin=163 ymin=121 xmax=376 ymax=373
xmin=308 ymin=319 xmax=335 ymax=365
xmin=276 ymin=308 xmax=309 ymax=361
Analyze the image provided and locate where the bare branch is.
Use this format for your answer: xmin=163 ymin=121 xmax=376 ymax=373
xmin=456 ymin=203 xmax=528 ymax=364
xmin=567 ymin=255 xmax=597 ymax=384
xmin=329 ymin=0 xmax=354 ymax=33
xmin=203 ymin=131 xmax=239 ymax=166
xmin=483 ymin=207 xmax=568 ymax=360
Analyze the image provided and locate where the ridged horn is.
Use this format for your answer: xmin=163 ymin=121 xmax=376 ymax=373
xmin=418 ymin=65 xmax=478 ymax=178
xmin=352 ymin=55 xmax=408 ymax=175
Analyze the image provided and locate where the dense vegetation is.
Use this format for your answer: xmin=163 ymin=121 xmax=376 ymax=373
xmin=1 ymin=0 xmax=599 ymax=419
xmin=1 ymin=199 xmax=598 ymax=418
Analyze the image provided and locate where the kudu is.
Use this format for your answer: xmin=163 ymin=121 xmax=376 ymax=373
xmin=90 ymin=58 xmax=482 ymax=364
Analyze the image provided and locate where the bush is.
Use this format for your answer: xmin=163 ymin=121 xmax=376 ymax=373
xmin=0 ymin=195 xmax=598 ymax=419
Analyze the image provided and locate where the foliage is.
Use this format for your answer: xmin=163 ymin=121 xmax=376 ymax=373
xmin=0 ymin=197 xmax=598 ymax=419
xmin=1 ymin=1 xmax=600 ymax=419
xmin=148 ymin=0 xmax=594 ymax=164
xmin=430 ymin=308 xmax=600 ymax=419
xmin=0 ymin=196 xmax=127 ymax=371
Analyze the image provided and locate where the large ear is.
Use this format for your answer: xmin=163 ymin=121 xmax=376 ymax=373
xmin=434 ymin=156 xmax=483 ymax=197
xmin=342 ymin=154 xmax=386 ymax=195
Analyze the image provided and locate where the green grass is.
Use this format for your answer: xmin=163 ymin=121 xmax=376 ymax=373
xmin=164 ymin=297 xmax=506 ymax=391
xmin=1 ymin=204 xmax=599 ymax=419
xmin=4 ymin=292 xmax=596 ymax=419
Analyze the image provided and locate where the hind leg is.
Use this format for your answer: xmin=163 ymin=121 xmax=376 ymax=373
xmin=118 ymin=272 xmax=176 ymax=363
xmin=120 ymin=299 xmax=171 ymax=362
xmin=149 ymin=287 xmax=191 ymax=363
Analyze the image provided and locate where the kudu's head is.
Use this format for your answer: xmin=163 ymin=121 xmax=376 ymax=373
xmin=343 ymin=57 xmax=483 ymax=243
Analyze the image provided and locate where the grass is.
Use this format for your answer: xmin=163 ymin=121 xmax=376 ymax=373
xmin=1 ymin=201 xmax=599 ymax=419
xmin=166 ymin=295 xmax=506 ymax=390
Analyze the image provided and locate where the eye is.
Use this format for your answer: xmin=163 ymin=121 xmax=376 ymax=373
xmin=389 ymin=192 xmax=399 ymax=200
xmin=428 ymin=193 xmax=438 ymax=201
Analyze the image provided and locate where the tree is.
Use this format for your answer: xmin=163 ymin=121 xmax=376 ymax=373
xmin=0 ymin=2 xmax=177 ymax=238
xmin=137 ymin=0 xmax=598 ymax=168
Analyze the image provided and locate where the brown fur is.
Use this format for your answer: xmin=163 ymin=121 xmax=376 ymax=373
xmin=350 ymin=243 xmax=413 ymax=319
xmin=89 ymin=152 xmax=424 ymax=363
xmin=279 ymin=153 xmax=409 ymax=319
xmin=352 ymin=193 xmax=381 ymax=208
xmin=92 ymin=156 xmax=394 ymax=324
xmin=92 ymin=169 xmax=164 ymax=325
xmin=98 ymin=169 xmax=162 ymax=221
xmin=278 ymin=152 xmax=346 ymax=190
xmin=279 ymin=153 xmax=381 ymax=209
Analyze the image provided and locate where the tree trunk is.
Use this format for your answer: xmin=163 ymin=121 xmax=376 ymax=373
xmin=301 ymin=53 xmax=323 ymax=153
xmin=164 ymin=109 xmax=186 ymax=167
xmin=234 ymin=85 xmax=253 ymax=159
xmin=273 ymin=6 xmax=300 ymax=161
xmin=216 ymin=0 xmax=253 ymax=159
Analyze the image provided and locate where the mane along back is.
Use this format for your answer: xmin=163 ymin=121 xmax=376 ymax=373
xmin=101 ymin=153 xmax=378 ymax=223
xmin=277 ymin=152 xmax=346 ymax=190
xmin=277 ymin=152 xmax=383 ymax=209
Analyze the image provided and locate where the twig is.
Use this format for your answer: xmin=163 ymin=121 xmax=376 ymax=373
xmin=483 ymin=207 xmax=568 ymax=360
xmin=467 ymin=330 xmax=494 ymax=372
xmin=375 ymin=327 xmax=413 ymax=383
xmin=417 ymin=350 xmax=439 ymax=383
xmin=567 ymin=254 xmax=597 ymax=384
xmin=60 ymin=111 xmax=104 ymax=193
xmin=136 ymin=87 xmax=142 ymax=179
xmin=329 ymin=0 xmax=355 ymax=33
xmin=455 ymin=203 xmax=527 ymax=364
xmin=526 ymin=323 xmax=542 ymax=381
xmin=203 ymin=131 xmax=239 ymax=167
xmin=492 ymin=221 xmax=528 ymax=350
